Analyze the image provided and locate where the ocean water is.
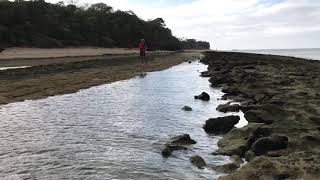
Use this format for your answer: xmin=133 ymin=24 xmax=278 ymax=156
xmin=0 ymin=61 xmax=247 ymax=180
xmin=240 ymin=48 xmax=320 ymax=60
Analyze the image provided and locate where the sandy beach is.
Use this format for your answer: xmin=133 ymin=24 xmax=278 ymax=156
xmin=0 ymin=51 xmax=201 ymax=105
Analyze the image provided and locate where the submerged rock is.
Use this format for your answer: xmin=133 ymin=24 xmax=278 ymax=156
xmin=211 ymin=163 xmax=240 ymax=174
xmin=190 ymin=155 xmax=207 ymax=169
xmin=194 ymin=92 xmax=210 ymax=101
xmin=216 ymin=102 xmax=241 ymax=113
xmin=251 ymin=135 xmax=289 ymax=155
xmin=170 ymin=134 xmax=197 ymax=145
xmin=181 ymin=106 xmax=192 ymax=111
xmin=161 ymin=134 xmax=197 ymax=157
xmin=162 ymin=145 xmax=187 ymax=158
xmin=203 ymin=115 xmax=240 ymax=134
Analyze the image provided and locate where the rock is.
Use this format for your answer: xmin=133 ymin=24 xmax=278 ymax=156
xmin=203 ymin=115 xmax=240 ymax=134
xmin=244 ymin=150 xmax=256 ymax=162
xmin=231 ymin=155 xmax=244 ymax=166
xmin=194 ymin=92 xmax=210 ymax=101
xmin=161 ymin=145 xmax=187 ymax=157
xmin=217 ymin=123 xmax=264 ymax=156
xmin=188 ymin=61 xmax=192 ymax=63
xmin=181 ymin=106 xmax=192 ymax=111
xmin=244 ymin=110 xmax=274 ymax=125
xmin=251 ymin=135 xmax=289 ymax=155
xmin=200 ymin=71 xmax=212 ymax=77
xmin=170 ymin=134 xmax=197 ymax=145
xmin=190 ymin=155 xmax=207 ymax=169
xmin=216 ymin=102 xmax=241 ymax=113
xmin=212 ymin=163 xmax=240 ymax=174
xmin=0 ymin=48 xmax=4 ymax=53
xmin=161 ymin=134 xmax=197 ymax=157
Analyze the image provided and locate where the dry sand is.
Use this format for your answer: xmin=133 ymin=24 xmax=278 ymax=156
xmin=0 ymin=47 xmax=139 ymax=60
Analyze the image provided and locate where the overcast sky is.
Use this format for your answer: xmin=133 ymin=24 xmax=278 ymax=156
xmin=45 ymin=0 xmax=320 ymax=50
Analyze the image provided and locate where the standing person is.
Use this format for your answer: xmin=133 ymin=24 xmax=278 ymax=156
xmin=139 ymin=39 xmax=146 ymax=64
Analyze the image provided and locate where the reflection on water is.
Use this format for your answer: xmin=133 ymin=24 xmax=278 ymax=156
xmin=0 ymin=66 xmax=30 ymax=70
xmin=0 ymin=61 xmax=246 ymax=179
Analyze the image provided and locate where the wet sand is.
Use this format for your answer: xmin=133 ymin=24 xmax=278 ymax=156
xmin=201 ymin=51 xmax=320 ymax=180
xmin=0 ymin=52 xmax=201 ymax=105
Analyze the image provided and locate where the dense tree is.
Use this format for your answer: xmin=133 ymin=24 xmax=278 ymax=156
xmin=0 ymin=0 xmax=210 ymax=50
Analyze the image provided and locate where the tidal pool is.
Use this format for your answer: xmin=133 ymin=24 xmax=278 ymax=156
xmin=0 ymin=61 xmax=246 ymax=180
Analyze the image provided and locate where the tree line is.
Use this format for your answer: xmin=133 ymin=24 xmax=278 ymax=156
xmin=0 ymin=0 xmax=210 ymax=50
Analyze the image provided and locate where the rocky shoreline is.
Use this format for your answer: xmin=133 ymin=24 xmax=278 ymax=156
xmin=201 ymin=51 xmax=320 ymax=180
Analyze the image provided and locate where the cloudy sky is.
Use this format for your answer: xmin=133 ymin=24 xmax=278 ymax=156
xmin=46 ymin=0 xmax=320 ymax=50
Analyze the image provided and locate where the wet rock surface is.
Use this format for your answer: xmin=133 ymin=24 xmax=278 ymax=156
xmin=203 ymin=115 xmax=240 ymax=134
xmin=161 ymin=134 xmax=197 ymax=157
xmin=216 ymin=102 xmax=241 ymax=113
xmin=251 ymin=135 xmax=289 ymax=155
xmin=194 ymin=92 xmax=210 ymax=101
xmin=190 ymin=155 xmax=207 ymax=169
xmin=201 ymin=51 xmax=320 ymax=180
xmin=181 ymin=106 xmax=192 ymax=111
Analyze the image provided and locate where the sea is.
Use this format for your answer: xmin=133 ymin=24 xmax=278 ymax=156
xmin=238 ymin=48 xmax=320 ymax=61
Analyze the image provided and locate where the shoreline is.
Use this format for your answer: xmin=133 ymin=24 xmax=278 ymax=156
xmin=0 ymin=52 xmax=201 ymax=105
xmin=201 ymin=51 xmax=320 ymax=179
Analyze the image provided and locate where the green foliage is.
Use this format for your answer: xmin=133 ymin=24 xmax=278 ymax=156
xmin=0 ymin=0 xmax=210 ymax=50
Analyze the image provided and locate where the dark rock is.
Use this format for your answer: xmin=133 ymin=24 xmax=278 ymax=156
xmin=211 ymin=163 xmax=240 ymax=174
xmin=244 ymin=150 xmax=256 ymax=162
xmin=194 ymin=92 xmax=210 ymax=101
xmin=222 ymin=86 xmax=241 ymax=96
xmin=203 ymin=115 xmax=240 ymax=134
xmin=188 ymin=61 xmax=192 ymax=63
xmin=0 ymin=48 xmax=4 ymax=53
xmin=216 ymin=102 xmax=241 ymax=113
xmin=244 ymin=110 xmax=274 ymax=125
xmin=170 ymin=134 xmax=197 ymax=145
xmin=200 ymin=71 xmax=212 ymax=77
xmin=161 ymin=145 xmax=187 ymax=157
xmin=190 ymin=155 xmax=207 ymax=169
xmin=251 ymin=135 xmax=289 ymax=155
xmin=181 ymin=106 xmax=192 ymax=111
xmin=161 ymin=134 xmax=197 ymax=157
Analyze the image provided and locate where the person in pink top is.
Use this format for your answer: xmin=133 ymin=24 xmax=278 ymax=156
xmin=139 ymin=39 xmax=146 ymax=64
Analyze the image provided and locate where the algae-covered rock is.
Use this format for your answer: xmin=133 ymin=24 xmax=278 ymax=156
xmin=203 ymin=115 xmax=240 ymax=134
xmin=251 ymin=135 xmax=289 ymax=155
xmin=216 ymin=102 xmax=241 ymax=113
xmin=161 ymin=134 xmax=197 ymax=157
xmin=217 ymin=123 xmax=264 ymax=156
xmin=170 ymin=134 xmax=197 ymax=145
xmin=212 ymin=163 xmax=240 ymax=174
xmin=161 ymin=145 xmax=187 ymax=158
xmin=190 ymin=155 xmax=207 ymax=169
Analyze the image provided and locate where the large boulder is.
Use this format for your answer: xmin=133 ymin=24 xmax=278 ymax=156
xmin=251 ymin=135 xmax=289 ymax=155
xmin=203 ymin=116 xmax=240 ymax=134
xmin=190 ymin=155 xmax=207 ymax=169
xmin=194 ymin=92 xmax=210 ymax=101
xmin=217 ymin=123 xmax=264 ymax=156
xmin=216 ymin=102 xmax=241 ymax=113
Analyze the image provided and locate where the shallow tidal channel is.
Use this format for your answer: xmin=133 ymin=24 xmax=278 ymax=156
xmin=0 ymin=61 xmax=246 ymax=180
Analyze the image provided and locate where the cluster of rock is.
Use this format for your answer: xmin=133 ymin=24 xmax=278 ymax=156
xmin=201 ymin=51 xmax=320 ymax=180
